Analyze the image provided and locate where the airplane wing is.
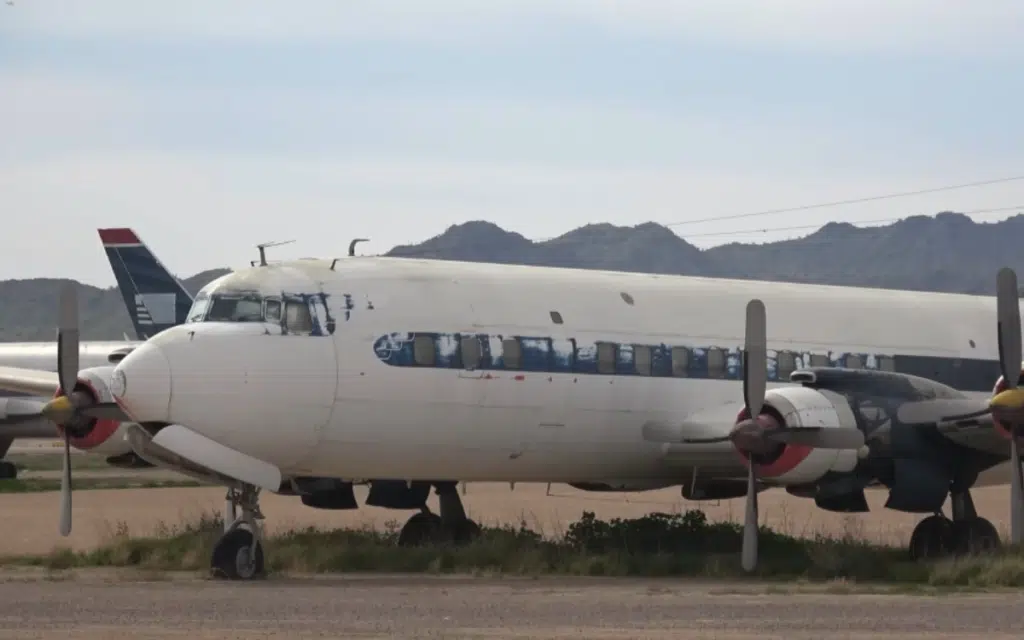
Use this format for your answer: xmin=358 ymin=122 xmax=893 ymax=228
xmin=0 ymin=366 xmax=58 ymax=397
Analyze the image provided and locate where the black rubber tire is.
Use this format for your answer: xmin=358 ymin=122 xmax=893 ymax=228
xmin=950 ymin=517 xmax=1001 ymax=556
xmin=398 ymin=512 xmax=444 ymax=547
xmin=0 ymin=461 xmax=17 ymax=480
xmin=908 ymin=515 xmax=953 ymax=561
xmin=210 ymin=528 xmax=266 ymax=580
xmin=448 ymin=519 xmax=482 ymax=545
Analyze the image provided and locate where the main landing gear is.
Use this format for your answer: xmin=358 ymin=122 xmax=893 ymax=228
xmin=909 ymin=489 xmax=1000 ymax=561
xmin=397 ymin=481 xmax=482 ymax=547
xmin=211 ymin=485 xmax=266 ymax=580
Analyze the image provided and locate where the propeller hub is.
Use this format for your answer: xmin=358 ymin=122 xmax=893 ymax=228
xmin=990 ymin=388 xmax=1024 ymax=435
xmin=731 ymin=413 xmax=784 ymax=458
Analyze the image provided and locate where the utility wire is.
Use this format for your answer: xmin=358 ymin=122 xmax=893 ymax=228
xmin=662 ymin=174 xmax=1024 ymax=228
xmin=681 ymin=204 xmax=1024 ymax=240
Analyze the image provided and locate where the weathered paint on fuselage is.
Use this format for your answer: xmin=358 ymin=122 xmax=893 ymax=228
xmin=120 ymin=256 xmax=1014 ymax=486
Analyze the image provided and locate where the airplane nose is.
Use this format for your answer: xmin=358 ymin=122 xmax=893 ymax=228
xmin=112 ymin=342 xmax=171 ymax=423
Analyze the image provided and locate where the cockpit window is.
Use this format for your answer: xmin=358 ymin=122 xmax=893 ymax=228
xmin=284 ymin=300 xmax=313 ymax=333
xmin=205 ymin=294 xmax=266 ymax=322
xmin=186 ymin=293 xmax=211 ymax=324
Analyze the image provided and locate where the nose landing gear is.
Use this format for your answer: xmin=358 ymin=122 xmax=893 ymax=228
xmin=211 ymin=485 xmax=266 ymax=580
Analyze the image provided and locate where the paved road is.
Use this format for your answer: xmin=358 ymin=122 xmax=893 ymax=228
xmin=0 ymin=573 xmax=1021 ymax=639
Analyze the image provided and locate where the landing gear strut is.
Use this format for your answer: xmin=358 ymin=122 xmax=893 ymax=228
xmin=397 ymin=482 xmax=481 ymax=547
xmin=0 ymin=461 xmax=17 ymax=480
xmin=211 ymin=485 xmax=266 ymax=580
xmin=908 ymin=490 xmax=1000 ymax=561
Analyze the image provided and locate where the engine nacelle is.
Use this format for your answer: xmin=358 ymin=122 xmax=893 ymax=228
xmin=52 ymin=365 xmax=134 ymax=457
xmin=737 ymin=386 xmax=861 ymax=485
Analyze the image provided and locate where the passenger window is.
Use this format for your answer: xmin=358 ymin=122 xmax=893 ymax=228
xmin=461 ymin=336 xmax=481 ymax=370
xmin=777 ymin=351 xmax=796 ymax=380
xmin=502 ymin=338 xmax=521 ymax=369
xmin=634 ymin=345 xmax=652 ymax=376
xmin=597 ymin=342 xmax=617 ymax=374
xmin=264 ymin=299 xmax=282 ymax=323
xmin=846 ymin=354 xmax=863 ymax=369
xmin=671 ymin=347 xmax=690 ymax=377
xmin=284 ymin=301 xmax=313 ymax=333
xmin=413 ymin=335 xmax=436 ymax=366
xmin=809 ymin=354 xmax=830 ymax=367
xmin=707 ymin=348 xmax=726 ymax=378
xmin=878 ymin=355 xmax=895 ymax=371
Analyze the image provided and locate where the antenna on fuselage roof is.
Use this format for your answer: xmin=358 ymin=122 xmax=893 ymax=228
xmin=252 ymin=239 xmax=296 ymax=267
xmin=331 ymin=238 xmax=371 ymax=270
xmin=348 ymin=238 xmax=369 ymax=257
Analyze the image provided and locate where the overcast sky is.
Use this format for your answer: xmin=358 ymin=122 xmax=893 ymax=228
xmin=2 ymin=1 xmax=1023 ymax=286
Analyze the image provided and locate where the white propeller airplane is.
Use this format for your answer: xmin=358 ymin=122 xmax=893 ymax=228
xmin=1 ymin=252 xmax=1024 ymax=580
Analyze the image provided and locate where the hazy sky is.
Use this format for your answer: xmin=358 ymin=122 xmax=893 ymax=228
xmin=2 ymin=1 xmax=1023 ymax=286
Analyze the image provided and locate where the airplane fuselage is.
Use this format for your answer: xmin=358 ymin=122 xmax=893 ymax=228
xmin=113 ymin=256 xmax=1013 ymax=488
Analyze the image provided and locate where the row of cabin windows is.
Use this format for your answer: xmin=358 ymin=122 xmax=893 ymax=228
xmin=409 ymin=334 xmax=895 ymax=377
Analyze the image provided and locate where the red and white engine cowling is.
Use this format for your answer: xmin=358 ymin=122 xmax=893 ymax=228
xmin=991 ymin=369 xmax=1024 ymax=440
xmin=733 ymin=386 xmax=861 ymax=485
xmin=53 ymin=365 xmax=134 ymax=456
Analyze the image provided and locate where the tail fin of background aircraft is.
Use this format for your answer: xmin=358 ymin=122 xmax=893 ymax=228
xmin=98 ymin=228 xmax=194 ymax=340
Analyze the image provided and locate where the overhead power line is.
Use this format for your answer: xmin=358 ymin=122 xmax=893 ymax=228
xmin=663 ymin=174 xmax=1024 ymax=228
xmin=681 ymin=204 xmax=1024 ymax=240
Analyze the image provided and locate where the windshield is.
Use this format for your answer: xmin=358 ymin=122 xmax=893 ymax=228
xmin=185 ymin=288 xmax=319 ymax=332
xmin=205 ymin=293 xmax=266 ymax=322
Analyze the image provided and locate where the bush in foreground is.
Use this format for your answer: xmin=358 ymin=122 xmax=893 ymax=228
xmin=7 ymin=509 xmax=1024 ymax=586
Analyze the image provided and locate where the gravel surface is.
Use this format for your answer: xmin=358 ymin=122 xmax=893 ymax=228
xmin=0 ymin=574 xmax=1020 ymax=639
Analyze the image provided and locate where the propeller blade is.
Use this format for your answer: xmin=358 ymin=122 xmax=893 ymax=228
xmin=58 ymin=433 xmax=72 ymax=536
xmin=741 ymin=459 xmax=758 ymax=572
xmin=57 ymin=283 xmax=80 ymax=396
xmin=1012 ymin=434 xmax=1024 ymax=545
xmin=896 ymin=398 xmax=993 ymax=426
xmin=743 ymin=299 xmax=767 ymax=418
xmin=79 ymin=402 xmax=130 ymax=421
xmin=763 ymin=426 xmax=865 ymax=449
xmin=996 ymin=267 xmax=1021 ymax=391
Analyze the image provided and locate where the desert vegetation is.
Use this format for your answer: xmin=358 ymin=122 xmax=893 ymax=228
xmin=4 ymin=508 xmax=1023 ymax=587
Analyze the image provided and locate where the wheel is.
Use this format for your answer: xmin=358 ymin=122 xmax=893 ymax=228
xmin=448 ymin=518 xmax=482 ymax=545
xmin=951 ymin=517 xmax=1001 ymax=556
xmin=398 ymin=512 xmax=443 ymax=546
xmin=0 ymin=461 xmax=17 ymax=480
xmin=908 ymin=515 xmax=953 ymax=561
xmin=210 ymin=528 xmax=265 ymax=580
